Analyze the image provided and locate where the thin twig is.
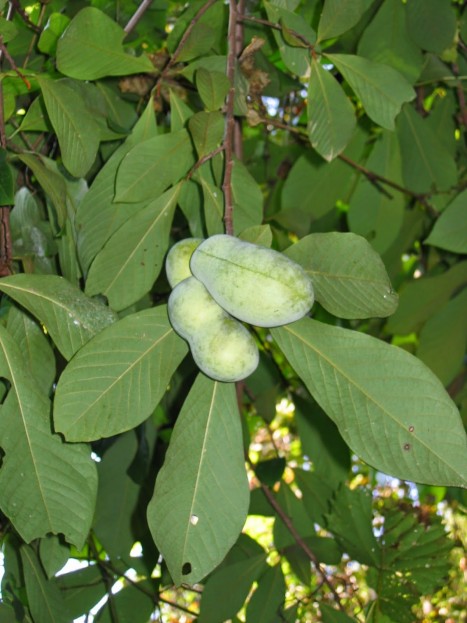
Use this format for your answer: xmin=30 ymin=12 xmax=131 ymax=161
xmin=124 ymin=0 xmax=154 ymax=35
xmin=222 ymin=0 xmax=238 ymax=235
xmin=156 ymin=0 xmax=219 ymax=94
xmin=10 ymin=0 xmax=41 ymax=32
xmin=185 ymin=145 xmax=225 ymax=180
xmin=452 ymin=63 xmax=467 ymax=127
xmin=238 ymin=13 xmax=314 ymax=50
xmin=159 ymin=596 xmax=198 ymax=617
xmin=0 ymin=37 xmax=31 ymax=89
xmin=23 ymin=1 xmax=47 ymax=69
xmin=88 ymin=538 xmax=120 ymax=623
xmin=258 ymin=481 xmax=346 ymax=611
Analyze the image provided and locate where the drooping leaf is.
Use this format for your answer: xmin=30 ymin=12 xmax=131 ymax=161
xmin=188 ymin=111 xmax=224 ymax=158
xmin=85 ymin=185 xmax=180 ymax=310
xmin=115 ymin=129 xmax=194 ymax=203
xmin=18 ymin=154 xmax=67 ymax=232
xmin=417 ymin=289 xmax=467 ymax=386
xmin=231 ymin=159 xmax=263 ymax=234
xmin=196 ymin=68 xmax=230 ymax=111
xmin=37 ymin=77 xmax=100 ymax=178
xmin=357 ymin=0 xmax=423 ymax=84
xmin=272 ymin=318 xmax=467 ymax=487
xmin=348 ymin=130 xmax=405 ymax=254
xmin=317 ymin=0 xmax=374 ymax=41
xmin=39 ymin=536 xmax=69 ymax=579
xmin=396 ymin=104 xmax=457 ymax=194
xmin=245 ymin=564 xmax=286 ymax=623
xmin=0 ymin=149 xmax=14 ymax=205
xmin=21 ymin=546 xmax=70 ymax=623
xmin=326 ymin=54 xmax=415 ymax=130
xmin=6 ymin=304 xmax=55 ymax=393
xmin=386 ymin=261 xmax=467 ymax=334
xmin=197 ymin=554 xmax=268 ymax=623
xmin=93 ymin=580 xmax=157 ymax=623
xmin=76 ymin=99 xmax=159 ymax=272
xmin=55 ymin=565 xmax=106 ymax=621
xmin=0 ymin=274 xmax=117 ymax=360
xmin=0 ymin=326 xmax=97 ymax=548
xmin=264 ymin=1 xmax=315 ymax=76
xmin=147 ymin=374 xmax=250 ymax=586
xmin=93 ymin=432 xmax=140 ymax=559
xmin=53 ymin=306 xmax=188 ymax=441
xmin=307 ymin=59 xmax=356 ymax=161
xmin=56 ymin=7 xmax=153 ymax=80
xmin=406 ymin=0 xmax=457 ymax=55
xmin=424 ymin=189 xmax=467 ymax=254
xmin=284 ymin=232 xmax=398 ymax=319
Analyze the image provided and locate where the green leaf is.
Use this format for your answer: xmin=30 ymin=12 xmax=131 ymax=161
xmin=231 ymin=159 xmax=263 ymax=234
xmin=147 ymin=374 xmax=250 ymax=586
xmin=53 ymin=306 xmax=187 ymax=441
xmin=348 ymin=130 xmax=404 ymax=254
xmin=196 ymin=68 xmax=230 ymax=111
xmin=18 ymin=154 xmax=67 ymax=232
xmin=417 ymin=289 xmax=467 ymax=386
xmin=321 ymin=604 xmax=357 ymax=623
xmin=94 ymin=580 xmax=156 ymax=623
xmin=396 ymin=104 xmax=457 ymax=194
xmin=6 ymin=305 xmax=55 ymax=394
xmin=245 ymin=564 xmax=286 ymax=623
xmin=239 ymin=225 xmax=273 ymax=247
xmin=357 ymin=0 xmax=423 ymax=84
xmin=326 ymin=54 xmax=415 ymax=130
xmin=273 ymin=483 xmax=314 ymax=550
xmin=0 ymin=16 xmax=18 ymax=43
xmin=18 ymin=96 xmax=51 ymax=133
xmin=0 ymin=326 xmax=97 ymax=547
xmin=85 ymin=185 xmax=180 ymax=311
xmin=0 ymin=274 xmax=117 ymax=360
xmin=386 ymin=261 xmax=467 ymax=334
xmin=406 ymin=0 xmax=456 ymax=55
xmin=293 ymin=468 xmax=335 ymax=527
xmin=55 ymin=565 xmax=106 ymax=620
xmin=115 ymin=129 xmax=194 ymax=203
xmin=37 ymin=77 xmax=99 ymax=178
xmin=197 ymin=554 xmax=268 ymax=623
xmin=264 ymin=2 xmax=315 ymax=76
xmin=0 ymin=149 xmax=14 ymax=205
xmin=76 ymin=99 xmax=159 ymax=272
xmin=39 ymin=536 xmax=69 ymax=579
xmin=21 ymin=546 xmax=70 ymax=623
xmin=326 ymin=486 xmax=379 ymax=565
xmin=295 ymin=396 xmax=350 ymax=486
xmin=38 ymin=12 xmax=70 ymax=55
xmin=284 ymin=232 xmax=398 ymax=319
xmin=271 ymin=318 xmax=467 ymax=488
xmin=425 ymin=189 xmax=467 ymax=253
xmin=56 ymin=7 xmax=153 ymax=80
xmin=199 ymin=176 xmax=224 ymax=236
xmin=93 ymin=432 xmax=140 ymax=559
xmin=317 ymin=0 xmax=374 ymax=41
xmin=188 ymin=111 xmax=224 ymax=158
xmin=169 ymin=90 xmax=194 ymax=131
xmin=307 ymin=59 xmax=356 ymax=161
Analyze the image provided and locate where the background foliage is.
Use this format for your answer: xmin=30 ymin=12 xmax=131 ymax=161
xmin=0 ymin=0 xmax=466 ymax=621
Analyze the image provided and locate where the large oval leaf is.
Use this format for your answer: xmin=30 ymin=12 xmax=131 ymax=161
xmin=147 ymin=374 xmax=250 ymax=586
xmin=284 ymin=232 xmax=398 ymax=319
xmin=0 ymin=326 xmax=97 ymax=548
xmin=272 ymin=318 xmax=467 ymax=488
xmin=53 ymin=306 xmax=187 ymax=441
xmin=0 ymin=274 xmax=117 ymax=360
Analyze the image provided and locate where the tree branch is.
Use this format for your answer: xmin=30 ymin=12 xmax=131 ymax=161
xmin=159 ymin=596 xmax=198 ymax=617
xmin=238 ymin=13 xmax=314 ymax=50
xmin=222 ymin=0 xmax=238 ymax=236
xmin=124 ymin=0 xmax=154 ymax=35
xmin=156 ymin=0 xmax=218 ymax=94
xmin=9 ymin=0 xmax=41 ymax=32
xmin=0 ymin=36 xmax=31 ymax=89
xmin=258 ymin=480 xmax=346 ymax=611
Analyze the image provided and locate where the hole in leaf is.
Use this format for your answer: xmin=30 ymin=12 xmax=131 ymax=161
xmin=190 ymin=514 xmax=199 ymax=526
xmin=403 ymin=443 xmax=411 ymax=451
xmin=408 ymin=426 xmax=414 ymax=433
xmin=182 ymin=562 xmax=192 ymax=575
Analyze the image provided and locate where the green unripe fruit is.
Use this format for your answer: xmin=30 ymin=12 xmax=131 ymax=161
xmin=168 ymin=276 xmax=259 ymax=382
xmin=165 ymin=238 xmax=203 ymax=288
xmin=190 ymin=234 xmax=314 ymax=327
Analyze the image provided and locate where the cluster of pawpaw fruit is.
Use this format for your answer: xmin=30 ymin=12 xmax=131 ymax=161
xmin=166 ymin=235 xmax=314 ymax=382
